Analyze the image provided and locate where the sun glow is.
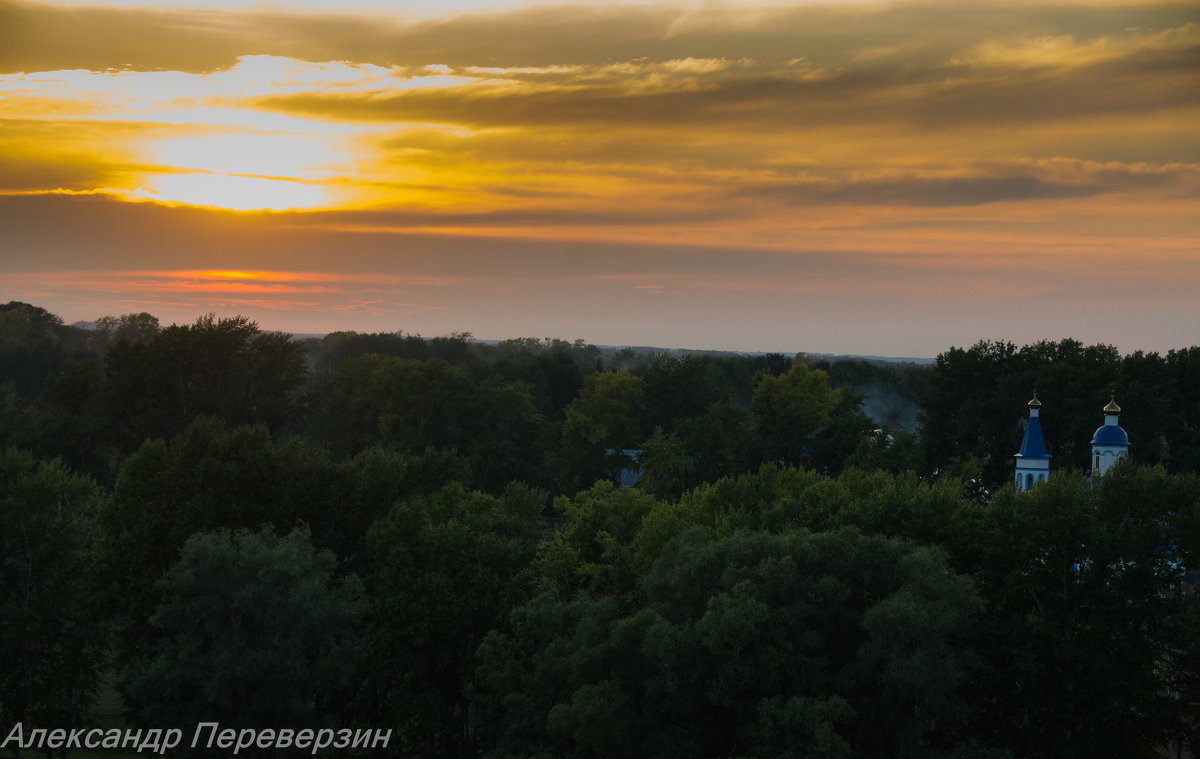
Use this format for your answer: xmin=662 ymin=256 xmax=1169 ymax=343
xmin=0 ymin=57 xmax=393 ymax=212
xmin=146 ymin=173 xmax=331 ymax=211
xmin=151 ymin=133 xmax=350 ymax=179
xmin=138 ymin=132 xmax=353 ymax=210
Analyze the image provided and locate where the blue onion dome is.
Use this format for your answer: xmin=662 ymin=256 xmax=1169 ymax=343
xmin=1092 ymin=424 xmax=1130 ymax=446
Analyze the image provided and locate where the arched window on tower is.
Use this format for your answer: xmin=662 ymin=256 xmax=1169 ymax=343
xmin=1026 ymin=473 xmax=1034 ymax=489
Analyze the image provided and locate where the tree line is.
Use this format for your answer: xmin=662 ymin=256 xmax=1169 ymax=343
xmin=0 ymin=303 xmax=917 ymax=494
xmin=2 ymin=300 xmax=1199 ymax=758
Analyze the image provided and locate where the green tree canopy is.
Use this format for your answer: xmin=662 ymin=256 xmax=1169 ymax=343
xmin=476 ymin=528 xmax=979 ymax=759
xmin=356 ymin=482 xmax=544 ymax=756
xmin=121 ymin=527 xmax=366 ymax=730
xmin=91 ymin=312 xmax=160 ymax=350
xmin=0 ymin=302 xmax=87 ymax=396
xmin=104 ymin=314 xmax=307 ymax=449
xmin=552 ymin=370 xmax=648 ymax=491
xmin=751 ymin=360 xmax=842 ymax=467
xmin=306 ymin=354 xmax=548 ymax=490
xmin=0 ymin=449 xmax=106 ymax=734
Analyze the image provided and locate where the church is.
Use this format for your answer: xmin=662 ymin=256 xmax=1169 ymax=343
xmin=1014 ymin=393 xmax=1129 ymax=491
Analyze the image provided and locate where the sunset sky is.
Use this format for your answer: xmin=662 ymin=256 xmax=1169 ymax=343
xmin=1 ymin=0 xmax=1197 ymax=356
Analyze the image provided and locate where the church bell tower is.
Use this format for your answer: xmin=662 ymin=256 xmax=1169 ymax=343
xmin=1015 ymin=392 xmax=1050 ymax=491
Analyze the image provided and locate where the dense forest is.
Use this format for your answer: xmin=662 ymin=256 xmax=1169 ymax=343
xmin=2 ymin=300 xmax=1199 ymax=758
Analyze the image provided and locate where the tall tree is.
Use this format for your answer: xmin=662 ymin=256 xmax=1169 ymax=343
xmin=99 ymin=418 xmax=343 ymax=670
xmin=90 ymin=312 xmax=160 ymax=350
xmin=104 ymin=314 xmax=307 ymax=448
xmin=1164 ymin=347 xmax=1200 ymax=473
xmin=121 ymin=527 xmax=366 ymax=730
xmin=306 ymin=355 xmax=548 ymax=490
xmin=0 ymin=302 xmax=86 ymax=397
xmin=0 ymin=449 xmax=106 ymax=740
xmin=751 ymin=360 xmax=842 ymax=467
xmin=483 ymin=338 xmax=587 ymax=421
xmin=552 ymin=370 xmax=648 ymax=492
xmin=356 ymin=483 xmax=544 ymax=756
xmin=637 ymin=354 xmax=724 ymax=434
